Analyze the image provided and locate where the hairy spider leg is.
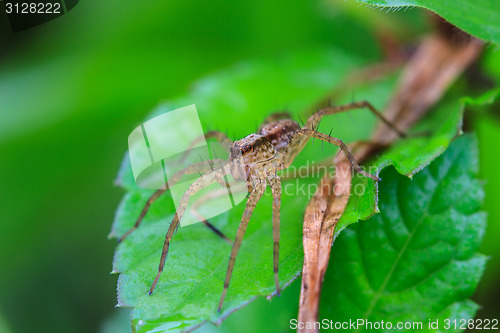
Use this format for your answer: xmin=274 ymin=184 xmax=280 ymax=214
xmin=118 ymin=159 xmax=228 ymax=243
xmin=150 ymin=163 xmax=234 ymax=295
xmin=305 ymin=100 xmax=405 ymax=137
xmin=188 ymin=182 xmax=250 ymax=244
xmin=298 ymin=129 xmax=380 ymax=181
xmin=277 ymin=140 xmax=391 ymax=182
xmin=178 ymin=130 xmax=233 ymax=165
xmin=282 ymin=101 xmax=404 ymax=174
xmin=218 ymin=175 xmax=267 ymax=312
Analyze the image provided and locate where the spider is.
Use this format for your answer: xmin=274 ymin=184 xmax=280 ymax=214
xmin=118 ymin=101 xmax=404 ymax=312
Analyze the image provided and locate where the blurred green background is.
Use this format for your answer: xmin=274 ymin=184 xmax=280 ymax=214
xmin=0 ymin=1 xmax=498 ymax=332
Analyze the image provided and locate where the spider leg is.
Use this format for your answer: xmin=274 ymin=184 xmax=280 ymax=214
xmin=188 ymin=182 xmax=248 ymax=244
xmin=118 ymin=159 xmax=227 ymax=243
xmin=192 ymin=211 xmax=232 ymax=244
xmin=178 ymin=130 xmax=233 ymax=164
xmin=118 ymin=188 xmax=165 ymax=242
xmin=284 ymin=110 xmax=373 ymax=169
xmin=279 ymin=140 xmax=391 ymax=183
xmin=205 ymin=130 xmax=233 ymax=146
xmin=218 ymin=176 xmax=267 ymax=312
xmin=298 ymin=129 xmax=380 ymax=181
xmin=267 ymin=171 xmax=282 ymax=296
xmin=305 ymin=100 xmax=405 ymax=137
xmin=150 ymin=164 xmax=233 ymax=295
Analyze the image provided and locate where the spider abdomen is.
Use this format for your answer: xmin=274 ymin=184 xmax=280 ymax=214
xmin=260 ymin=119 xmax=300 ymax=150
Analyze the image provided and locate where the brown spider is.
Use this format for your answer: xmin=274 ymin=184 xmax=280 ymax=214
xmin=118 ymin=101 xmax=404 ymax=312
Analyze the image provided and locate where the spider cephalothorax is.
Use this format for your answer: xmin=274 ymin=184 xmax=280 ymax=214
xmin=228 ymin=119 xmax=302 ymax=181
xmin=229 ymin=133 xmax=280 ymax=181
xmin=229 ymin=133 xmax=276 ymax=162
xmin=118 ymin=101 xmax=403 ymax=312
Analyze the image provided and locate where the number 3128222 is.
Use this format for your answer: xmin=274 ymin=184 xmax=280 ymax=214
xmin=444 ymin=319 xmax=498 ymax=330
xmin=5 ymin=2 xmax=62 ymax=14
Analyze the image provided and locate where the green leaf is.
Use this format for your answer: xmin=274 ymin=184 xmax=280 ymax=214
xmin=110 ymin=47 xmax=465 ymax=332
xmin=355 ymin=0 xmax=500 ymax=44
xmin=321 ymin=134 xmax=486 ymax=332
